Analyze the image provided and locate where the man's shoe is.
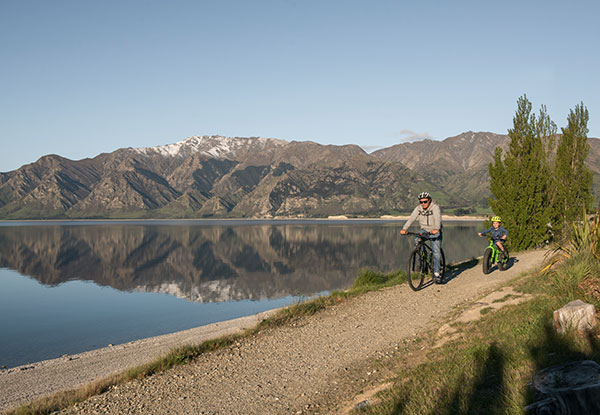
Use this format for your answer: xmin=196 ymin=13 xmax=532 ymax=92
xmin=434 ymin=272 xmax=442 ymax=284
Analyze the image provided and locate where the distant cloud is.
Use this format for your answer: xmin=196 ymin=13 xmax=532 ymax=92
xmin=360 ymin=130 xmax=433 ymax=152
xmin=396 ymin=130 xmax=433 ymax=143
xmin=358 ymin=130 xmax=434 ymax=153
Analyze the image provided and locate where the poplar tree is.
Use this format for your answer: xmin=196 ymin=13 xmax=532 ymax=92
xmin=552 ymin=102 xmax=592 ymax=229
xmin=489 ymin=95 xmax=553 ymax=250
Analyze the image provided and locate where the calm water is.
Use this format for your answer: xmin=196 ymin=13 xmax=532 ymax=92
xmin=0 ymin=220 xmax=487 ymax=368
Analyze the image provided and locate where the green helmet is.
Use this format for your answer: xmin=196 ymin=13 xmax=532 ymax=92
xmin=491 ymin=216 xmax=502 ymax=222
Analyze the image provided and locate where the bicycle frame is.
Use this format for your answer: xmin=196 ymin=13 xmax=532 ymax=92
xmin=404 ymin=231 xmax=445 ymax=290
xmin=416 ymin=237 xmax=432 ymax=262
xmin=486 ymin=239 xmax=502 ymax=263
xmin=408 ymin=232 xmax=433 ymax=263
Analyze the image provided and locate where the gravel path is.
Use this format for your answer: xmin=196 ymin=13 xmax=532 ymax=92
xmin=0 ymin=311 xmax=280 ymax=413
xmin=4 ymin=250 xmax=547 ymax=414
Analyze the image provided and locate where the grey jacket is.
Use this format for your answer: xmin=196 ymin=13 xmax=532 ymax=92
xmin=402 ymin=201 xmax=442 ymax=232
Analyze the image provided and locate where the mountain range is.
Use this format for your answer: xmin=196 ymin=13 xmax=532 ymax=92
xmin=1 ymin=132 xmax=598 ymax=219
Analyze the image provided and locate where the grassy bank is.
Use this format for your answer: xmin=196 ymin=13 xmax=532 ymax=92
xmin=352 ymin=260 xmax=600 ymax=411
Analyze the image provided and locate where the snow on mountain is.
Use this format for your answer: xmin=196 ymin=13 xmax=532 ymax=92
xmin=133 ymin=135 xmax=288 ymax=159
xmin=133 ymin=280 xmax=269 ymax=303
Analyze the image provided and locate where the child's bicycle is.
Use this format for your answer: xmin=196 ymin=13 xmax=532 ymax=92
xmin=481 ymin=237 xmax=510 ymax=274
xmin=404 ymin=231 xmax=446 ymax=291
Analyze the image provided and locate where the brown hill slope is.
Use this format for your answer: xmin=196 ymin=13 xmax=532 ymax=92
xmin=0 ymin=137 xmax=440 ymax=219
xmin=1 ymin=133 xmax=598 ymax=219
xmin=371 ymin=131 xmax=510 ymax=207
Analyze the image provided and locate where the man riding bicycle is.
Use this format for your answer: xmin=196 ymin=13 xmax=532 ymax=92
xmin=400 ymin=192 xmax=443 ymax=282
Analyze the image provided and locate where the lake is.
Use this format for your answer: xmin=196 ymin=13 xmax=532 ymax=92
xmin=0 ymin=219 xmax=487 ymax=368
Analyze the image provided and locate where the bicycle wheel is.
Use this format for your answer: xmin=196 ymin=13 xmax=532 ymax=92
xmin=498 ymin=247 xmax=510 ymax=271
xmin=407 ymin=248 xmax=425 ymax=291
xmin=482 ymin=247 xmax=493 ymax=274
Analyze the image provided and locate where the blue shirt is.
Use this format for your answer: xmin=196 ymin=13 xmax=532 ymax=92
xmin=481 ymin=226 xmax=508 ymax=241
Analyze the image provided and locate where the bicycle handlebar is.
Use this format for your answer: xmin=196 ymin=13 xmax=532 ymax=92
xmin=478 ymin=233 xmax=506 ymax=240
xmin=403 ymin=231 xmax=432 ymax=237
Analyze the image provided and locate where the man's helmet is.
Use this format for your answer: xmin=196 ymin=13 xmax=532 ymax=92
xmin=418 ymin=191 xmax=431 ymax=200
xmin=491 ymin=216 xmax=502 ymax=222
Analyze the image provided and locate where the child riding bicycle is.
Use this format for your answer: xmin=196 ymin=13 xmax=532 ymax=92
xmin=478 ymin=216 xmax=508 ymax=259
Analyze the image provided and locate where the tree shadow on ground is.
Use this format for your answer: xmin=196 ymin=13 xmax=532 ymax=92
xmin=529 ymin=323 xmax=600 ymax=371
xmin=527 ymin=323 xmax=600 ymax=406
xmin=412 ymin=258 xmax=480 ymax=291
xmin=441 ymin=258 xmax=480 ymax=284
xmin=419 ymin=326 xmax=600 ymax=415
xmin=442 ymin=254 xmax=520 ymax=284
xmin=425 ymin=342 xmax=507 ymax=415
xmin=424 ymin=324 xmax=600 ymax=414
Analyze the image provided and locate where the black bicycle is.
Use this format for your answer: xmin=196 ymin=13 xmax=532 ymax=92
xmin=404 ymin=231 xmax=446 ymax=291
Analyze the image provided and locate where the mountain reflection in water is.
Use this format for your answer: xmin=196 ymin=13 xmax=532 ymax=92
xmin=0 ymin=221 xmax=484 ymax=303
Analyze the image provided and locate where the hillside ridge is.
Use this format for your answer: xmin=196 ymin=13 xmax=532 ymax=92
xmin=1 ymin=132 xmax=598 ymax=219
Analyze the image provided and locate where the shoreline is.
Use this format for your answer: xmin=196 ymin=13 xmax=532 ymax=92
xmin=1 ymin=249 xmax=548 ymax=413
xmin=0 ymin=215 xmax=486 ymax=224
xmin=0 ymin=215 xmax=486 ymax=411
xmin=0 ymin=308 xmax=281 ymax=412
xmin=15 ymin=249 xmax=548 ymax=414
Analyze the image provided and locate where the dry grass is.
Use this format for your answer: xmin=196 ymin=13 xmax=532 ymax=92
xmin=7 ymin=374 xmax=123 ymax=415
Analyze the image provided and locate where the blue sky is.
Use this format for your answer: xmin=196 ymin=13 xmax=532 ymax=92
xmin=1 ymin=0 xmax=599 ymax=172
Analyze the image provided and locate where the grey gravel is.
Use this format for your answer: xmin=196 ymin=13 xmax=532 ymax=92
xmin=0 ymin=311 xmax=279 ymax=412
